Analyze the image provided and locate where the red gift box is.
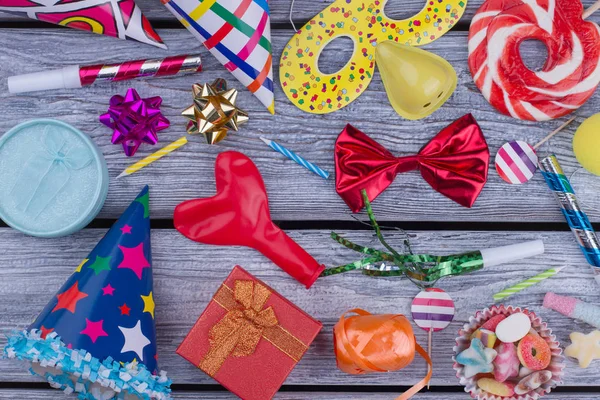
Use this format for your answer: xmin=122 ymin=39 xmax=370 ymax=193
xmin=177 ymin=266 xmax=322 ymax=400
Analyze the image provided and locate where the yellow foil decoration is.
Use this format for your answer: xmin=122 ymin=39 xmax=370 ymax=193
xmin=279 ymin=0 xmax=467 ymax=114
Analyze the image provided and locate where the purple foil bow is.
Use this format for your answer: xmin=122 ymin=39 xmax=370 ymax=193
xmin=100 ymin=88 xmax=170 ymax=157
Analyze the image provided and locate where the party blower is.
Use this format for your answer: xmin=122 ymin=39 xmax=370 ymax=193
xmin=8 ymin=54 xmax=202 ymax=94
xmin=321 ymin=190 xmax=545 ymax=282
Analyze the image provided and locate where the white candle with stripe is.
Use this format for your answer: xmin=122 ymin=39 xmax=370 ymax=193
xmin=260 ymin=137 xmax=329 ymax=179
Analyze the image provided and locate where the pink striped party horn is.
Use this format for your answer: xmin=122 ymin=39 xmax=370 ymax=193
xmin=8 ymin=54 xmax=202 ymax=94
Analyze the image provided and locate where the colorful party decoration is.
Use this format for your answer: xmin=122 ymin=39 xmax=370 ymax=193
xmin=573 ymin=113 xmax=600 ymax=175
xmin=539 ymin=155 xmax=600 ymax=286
xmin=177 ymin=266 xmax=322 ymax=400
xmin=117 ymin=137 xmax=188 ymax=179
xmin=3 ymin=186 xmax=171 ymax=399
xmin=495 ymin=141 xmax=539 ymax=185
xmin=8 ymin=54 xmax=203 ymax=94
xmin=543 ymin=292 xmax=600 ymax=330
xmin=0 ymin=119 xmax=109 ymax=238
xmin=492 ymin=266 xmax=565 ymax=302
xmin=495 ymin=117 xmax=575 ymax=184
xmin=335 ymin=114 xmax=489 ymax=212
xmin=412 ymin=287 xmax=455 ymax=382
xmin=375 ymin=41 xmax=457 ymax=120
xmin=280 ymin=0 xmax=467 ymax=114
xmin=412 ymin=289 xmax=455 ymax=333
xmin=321 ymin=190 xmax=545 ymax=282
xmin=0 ymin=0 xmax=165 ymax=49
xmin=174 ymin=151 xmax=325 ymax=288
xmin=564 ymin=330 xmax=600 ymax=368
xmin=100 ymin=88 xmax=170 ymax=157
xmin=161 ymin=0 xmax=275 ymax=113
xmin=260 ymin=137 xmax=329 ymax=179
xmin=333 ymin=309 xmax=432 ymax=399
xmin=468 ymin=0 xmax=600 ymax=121
xmin=182 ymin=79 xmax=249 ymax=145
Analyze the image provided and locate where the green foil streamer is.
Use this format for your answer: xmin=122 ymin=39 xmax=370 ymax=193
xmin=321 ymin=190 xmax=484 ymax=283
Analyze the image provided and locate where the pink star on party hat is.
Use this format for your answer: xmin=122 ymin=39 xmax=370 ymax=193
xmin=80 ymin=319 xmax=109 ymax=343
xmin=118 ymin=243 xmax=150 ymax=279
xmin=2 ymin=186 xmax=171 ymax=400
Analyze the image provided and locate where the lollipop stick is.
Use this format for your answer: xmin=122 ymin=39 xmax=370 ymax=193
xmin=427 ymin=328 xmax=432 ymax=389
xmin=583 ymin=0 xmax=600 ymax=19
xmin=533 ymin=116 xmax=576 ymax=150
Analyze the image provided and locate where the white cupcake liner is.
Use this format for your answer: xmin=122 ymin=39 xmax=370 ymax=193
xmin=452 ymin=305 xmax=565 ymax=400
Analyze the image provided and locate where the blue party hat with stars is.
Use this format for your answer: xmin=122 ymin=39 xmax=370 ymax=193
xmin=4 ymin=186 xmax=171 ymax=400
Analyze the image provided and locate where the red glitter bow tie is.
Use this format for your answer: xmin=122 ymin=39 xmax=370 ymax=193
xmin=335 ymin=114 xmax=490 ymax=212
xmin=174 ymin=151 xmax=325 ymax=288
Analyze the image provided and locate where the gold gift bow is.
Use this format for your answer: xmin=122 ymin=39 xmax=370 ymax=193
xmin=199 ymin=280 xmax=309 ymax=376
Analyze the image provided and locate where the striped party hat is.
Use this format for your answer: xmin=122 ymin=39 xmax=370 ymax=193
xmin=161 ymin=0 xmax=275 ymax=114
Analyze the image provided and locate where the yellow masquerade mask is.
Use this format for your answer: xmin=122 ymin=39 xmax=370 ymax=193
xmin=279 ymin=0 xmax=467 ymax=114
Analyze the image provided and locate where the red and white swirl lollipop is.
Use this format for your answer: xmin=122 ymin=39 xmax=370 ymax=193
xmin=468 ymin=0 xmax=600 ymax=121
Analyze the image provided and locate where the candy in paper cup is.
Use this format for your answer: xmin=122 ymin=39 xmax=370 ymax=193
xmin=452 ymin=305 xmax=565 ymax=400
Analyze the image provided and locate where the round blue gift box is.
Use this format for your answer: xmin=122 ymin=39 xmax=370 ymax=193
xmin=0 ymin=119 xmax=109 ymax=237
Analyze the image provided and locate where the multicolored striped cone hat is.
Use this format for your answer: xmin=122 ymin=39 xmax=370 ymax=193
xmin=161 ymin=0 xmax=275 ymax=114
xmin=3 ymin=186 xmax=171 ymax=400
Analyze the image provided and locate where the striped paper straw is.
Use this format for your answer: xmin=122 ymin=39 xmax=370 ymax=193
xmin=539 ymin=155 xmax=600 ymax=287
xmin=493 ymin=266 xmax=565 ymax=302
xmin=260 ymin=137 xmax=329 ymax=179
xmin=116 ymin=136 xmax=188 ymax=179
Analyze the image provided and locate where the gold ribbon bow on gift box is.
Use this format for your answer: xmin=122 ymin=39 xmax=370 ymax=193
xmin=199 ymin=280 xmax=308 ymax=376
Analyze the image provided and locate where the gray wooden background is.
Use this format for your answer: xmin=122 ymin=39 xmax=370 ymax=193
xmin=1 ymin=0 xmax=600 ymax=398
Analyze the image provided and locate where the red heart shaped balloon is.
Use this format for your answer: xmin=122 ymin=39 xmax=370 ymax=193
xmin=174 ymin=151 xmax=324 ymax=288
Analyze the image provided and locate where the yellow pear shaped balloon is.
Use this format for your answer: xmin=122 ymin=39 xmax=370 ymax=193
xmin=375 ymin=41 xmax=457 ymax=120
xmin=573 ymin=113 xmax=600 ymax=175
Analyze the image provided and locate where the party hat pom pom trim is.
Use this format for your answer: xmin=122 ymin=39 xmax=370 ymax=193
xmin=4 ymin=329 xmax=171 ymax=400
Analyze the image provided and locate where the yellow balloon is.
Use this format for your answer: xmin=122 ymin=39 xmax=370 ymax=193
xmin=573 ymin=113 xmax=600 ymax=176
xmin=375 ymin=41 xmax=457 ymax=120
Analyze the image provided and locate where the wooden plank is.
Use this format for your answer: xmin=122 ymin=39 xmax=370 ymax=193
xmin=1 ymin=0 xmax=599 ymax=25
xmin=0 ymin=388 xmax=598 ymax=400
xmin=1 ymin=28 xmax=599 ymax=222
xmin=0 ymin=228 xmax=598 ymax=386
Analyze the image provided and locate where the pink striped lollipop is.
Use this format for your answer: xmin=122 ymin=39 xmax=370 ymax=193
xmin=494 ymin=117 xmax=575 ymax=184
xmin=412 ymin=288 xmax=455 ymax=387
xmin=412 ymin=288 xmax=455 ymax=332
xmin=495 ymin=141 xmax=538 ymax=184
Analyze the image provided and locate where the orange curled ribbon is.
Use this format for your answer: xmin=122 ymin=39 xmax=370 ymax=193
xmin=334 ymin=309 xmax=432 ymax=399
xmin=199 ymin=280 xmax=309 ymax=376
